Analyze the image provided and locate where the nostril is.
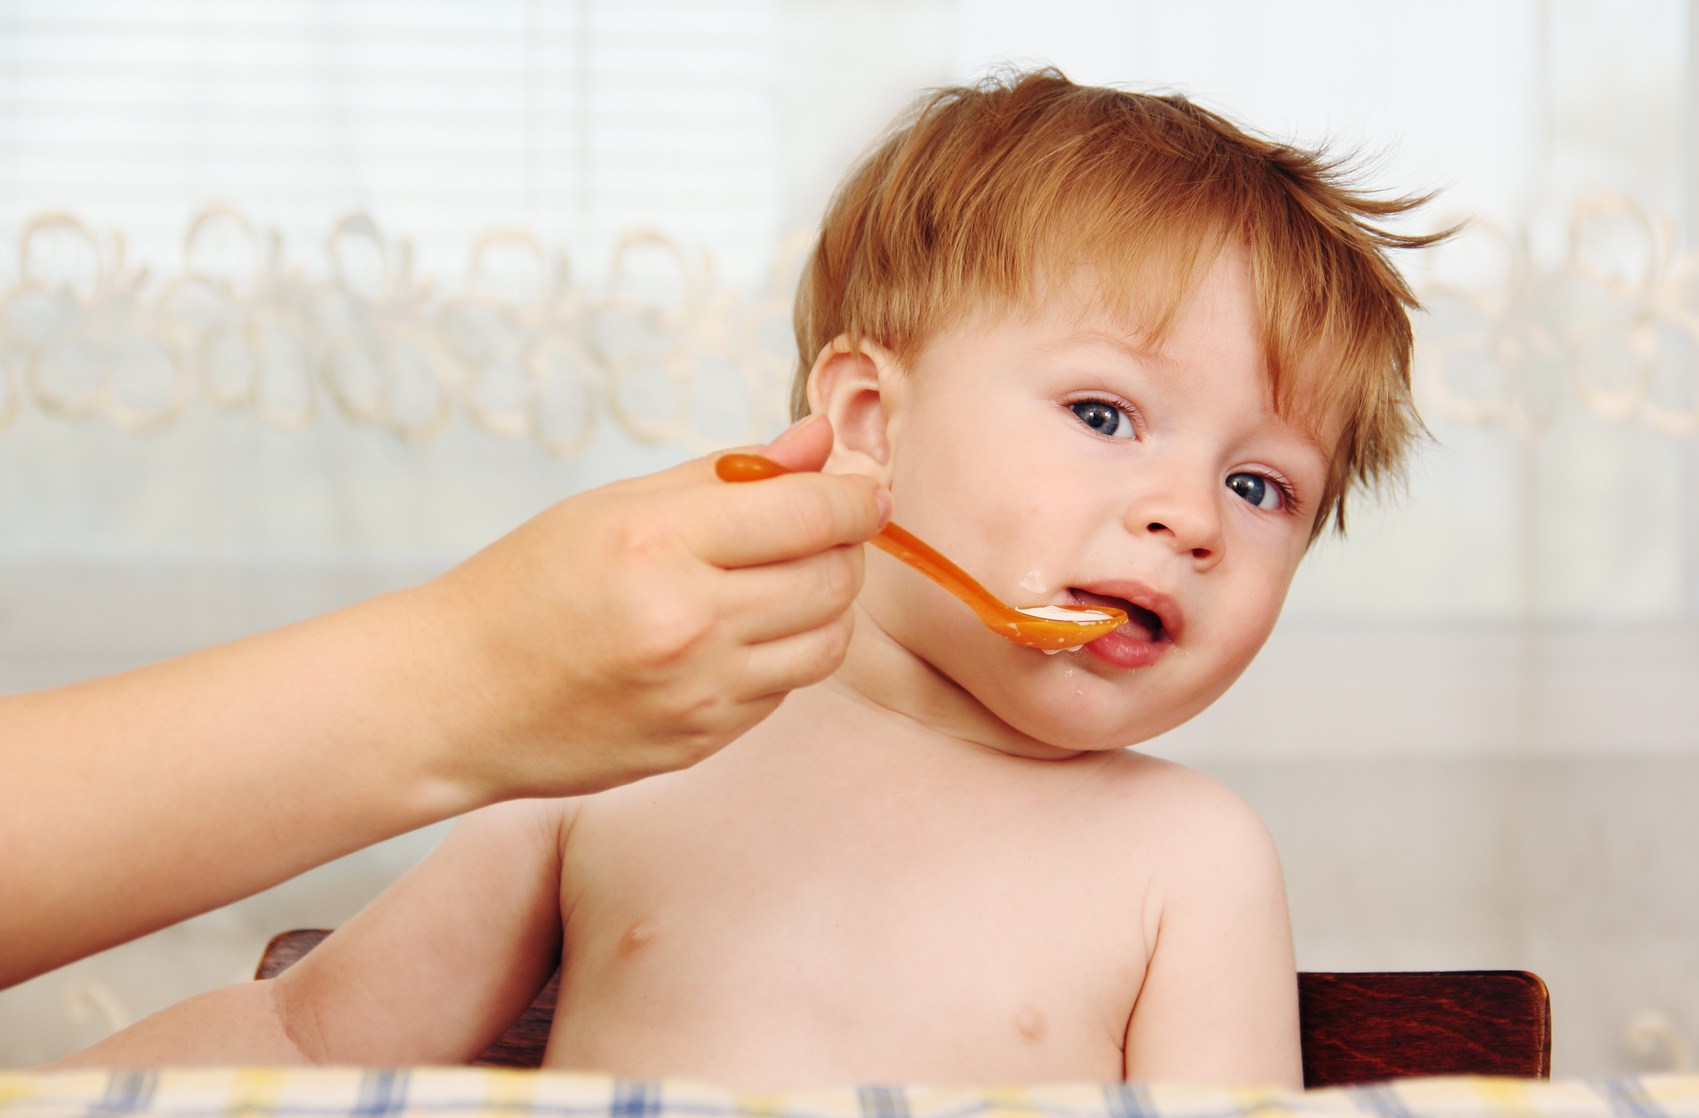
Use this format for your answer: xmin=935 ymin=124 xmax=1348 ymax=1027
xmin=1190 ymin=547 xmax=1211 ymax=560
xmin=1146 ymin=521 xmax=1169 ymax=534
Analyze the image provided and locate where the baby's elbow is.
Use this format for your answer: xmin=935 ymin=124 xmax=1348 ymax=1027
xmin=266 ymin=974 xmax=329 ymax=1064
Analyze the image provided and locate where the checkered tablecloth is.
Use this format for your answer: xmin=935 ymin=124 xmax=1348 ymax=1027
xmin=1 ymin=1070 xmax=1695 ymax=1118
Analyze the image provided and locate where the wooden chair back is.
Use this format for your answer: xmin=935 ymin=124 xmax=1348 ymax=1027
xmin=1296 ymin=969 xmax=1550 ymax=1087
xmin=257 ymin=929 xmax=1550 ymax=1085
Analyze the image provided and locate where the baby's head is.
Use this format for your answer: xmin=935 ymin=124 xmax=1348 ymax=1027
xmin=792 ymin=68 xmax=1440 ymax=539
xmin=787 ymin=70 xmax=1446 ymax=753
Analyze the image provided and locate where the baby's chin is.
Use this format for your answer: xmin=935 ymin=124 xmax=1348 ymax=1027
xmin=985 ymin=709 xmax=1163 ymax=757
xmin=855 ymin=600 xmax=1185 ymax=753
xmin=954 ymin=663 xmax=1185 ymax=757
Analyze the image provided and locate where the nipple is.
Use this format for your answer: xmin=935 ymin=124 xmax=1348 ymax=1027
xmin=1015 ymin=1004 xmax=1046 ymax=1043
xmin=619 ymin=919 xmax=657 ymax=955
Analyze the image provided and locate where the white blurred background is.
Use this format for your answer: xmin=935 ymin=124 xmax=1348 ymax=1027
xmin=1 ymin=0 xmax=1695 ymax=1077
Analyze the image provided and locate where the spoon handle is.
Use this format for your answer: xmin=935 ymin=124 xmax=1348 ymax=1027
xmin=713 ymin=452 xmax=1124 ymax=650
xmin=713 ymin=453 xmax=1011 ymax=626
xmin=864 ymin=522 xmax=1020 ymax=631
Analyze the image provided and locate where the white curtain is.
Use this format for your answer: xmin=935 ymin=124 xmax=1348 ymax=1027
xmin=2 ymin=0 xmax=1695 ymax=1076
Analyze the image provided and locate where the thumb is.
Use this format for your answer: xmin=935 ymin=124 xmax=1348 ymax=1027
xmin=760 ymin=413 xmax=832 ymax=472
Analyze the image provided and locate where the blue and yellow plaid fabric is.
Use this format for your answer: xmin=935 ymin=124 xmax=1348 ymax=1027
xmin=2 ymin=1071 xmax=1697 ymax=1118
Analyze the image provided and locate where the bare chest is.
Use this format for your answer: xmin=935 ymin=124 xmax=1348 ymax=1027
xmin=541 ymin=756 xmax=1150 ymax=1087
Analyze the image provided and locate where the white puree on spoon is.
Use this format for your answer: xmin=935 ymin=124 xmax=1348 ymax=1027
xmin=1016 ymin=605 xmax=1116 ymax=655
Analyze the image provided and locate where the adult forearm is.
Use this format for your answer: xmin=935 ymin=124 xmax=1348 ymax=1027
xmin=0 ymin=588 xmax=474 ymax=989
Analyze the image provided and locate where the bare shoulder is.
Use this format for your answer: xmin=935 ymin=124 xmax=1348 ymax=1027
xmin=1098 ymin=752 xmax=1301 ymax=1087
xmin=1084 ymin=749 xmax=1287 ymax=924
xmin=1091 ymin=751 xmax=1277 ymax=850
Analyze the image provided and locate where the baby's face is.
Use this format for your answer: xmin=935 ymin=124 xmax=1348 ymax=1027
xmin=849 ymin=250 xmax=1333 ymax=754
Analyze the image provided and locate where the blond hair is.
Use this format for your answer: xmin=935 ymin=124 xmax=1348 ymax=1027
xmin=792 ymin=69 xmax=1446 ymax=538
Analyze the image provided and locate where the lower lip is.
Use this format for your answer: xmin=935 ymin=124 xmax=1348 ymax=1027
xmin=1080 ymin=626 xmax=1171 ymax=670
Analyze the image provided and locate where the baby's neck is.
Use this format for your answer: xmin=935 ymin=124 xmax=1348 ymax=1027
xmin=818 ymin=606 xmax=1090 ymax=764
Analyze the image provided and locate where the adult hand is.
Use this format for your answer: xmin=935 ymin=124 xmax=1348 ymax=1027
xmin=410 ymin=412 xmax=890 ymax=801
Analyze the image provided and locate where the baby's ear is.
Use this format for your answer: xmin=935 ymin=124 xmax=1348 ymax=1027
xmin=804 ymin=335 xmax=901 ymax=482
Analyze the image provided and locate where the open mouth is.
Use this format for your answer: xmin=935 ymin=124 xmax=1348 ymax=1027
xmin=1069 ymin=589 xmax=1170 ymax=643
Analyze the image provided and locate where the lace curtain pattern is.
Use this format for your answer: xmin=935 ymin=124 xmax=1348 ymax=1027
xmin=0 ymin=210 xmax=800 ymax=452
xmin=1420 ymin=197 xmax=1699 ymax=438
xmin=4 ymin=195 xmax=1697 ymax=444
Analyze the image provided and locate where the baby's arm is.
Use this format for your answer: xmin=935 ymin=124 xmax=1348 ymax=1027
xmin=48 ymin=799 xmax=567 ymax=1067
xmin=1121 ymin=773 xmax=1301 ymax=1088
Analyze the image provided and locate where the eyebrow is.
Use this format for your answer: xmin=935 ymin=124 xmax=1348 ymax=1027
xmin=1044 ymin=328 xmax=1337 ymax=468
xmin=1037 ymin=328 xmax=1153 ymax=365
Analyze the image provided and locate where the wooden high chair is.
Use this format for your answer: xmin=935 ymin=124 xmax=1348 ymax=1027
xmin=256 ymin=929 xmax=1551 ymax=1087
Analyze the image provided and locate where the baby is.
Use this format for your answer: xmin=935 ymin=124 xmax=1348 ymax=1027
xmin=56 ymin=70 xmax=1439 ymax=1088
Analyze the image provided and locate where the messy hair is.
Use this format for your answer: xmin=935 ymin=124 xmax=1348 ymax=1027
xmin=791 ymin=68 xmax=1447 ymax=538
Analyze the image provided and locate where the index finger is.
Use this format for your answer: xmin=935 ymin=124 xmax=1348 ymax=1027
xmin=689 ymin=469 xmax=889 ymax=569
xmin=607 ymin=412 xmax=832 ymax=497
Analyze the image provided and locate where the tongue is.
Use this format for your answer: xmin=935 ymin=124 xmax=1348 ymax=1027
xmin=1120 ymin=608 xmax=1161 ymax=641
xmin=1074 ymin=593 xmax=1160 ymax=641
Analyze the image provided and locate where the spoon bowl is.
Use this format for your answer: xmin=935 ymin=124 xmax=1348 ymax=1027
xmin=715 ymin=453 xmax=1127 ymax=651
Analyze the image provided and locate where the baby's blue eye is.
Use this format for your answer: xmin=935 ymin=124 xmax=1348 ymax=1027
xmin=1069 ymin=400 xmax=1133 ymax=439
xmin=1226 ymin=472 xmax=1284 ymax=510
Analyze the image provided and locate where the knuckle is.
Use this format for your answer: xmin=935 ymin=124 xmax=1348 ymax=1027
xmin=673 ymin=724 xmax=728 ymax=767
xmin=796 ymin=616 xmax=855 ymax=683
xmin=785 ymin=474 xmax=880 ymax=551
xmin=818 ymin=548 xmax=861 ymax=606
xmin=838 ymin=475 xmax=886 ymax=538
xmin=675 ymin=690 xmax=764 ymax=763
xmin=620 ymin=599 xmax=715 ymax=668
xmin=610 ymin=514 xmax=675 ymax=567
xmin=824 ymin=612 xmax=856 ymax=660
xmin=784 ymin=485 xmax=842 ymax=551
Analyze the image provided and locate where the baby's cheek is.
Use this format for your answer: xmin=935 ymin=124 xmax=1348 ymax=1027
xmin=1218 ymin=592 xmax=1285 ymax=674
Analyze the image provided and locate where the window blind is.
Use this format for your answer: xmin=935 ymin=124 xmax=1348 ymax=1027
xmin=0 ymin=0 xmax=785 ymax=285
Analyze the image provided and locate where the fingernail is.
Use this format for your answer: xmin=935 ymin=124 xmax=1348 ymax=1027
xmin=875 ymin=488 xmax=894 ymax=528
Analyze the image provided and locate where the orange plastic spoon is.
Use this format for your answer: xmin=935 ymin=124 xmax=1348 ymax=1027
xmin=715 ymin=453 xmax=1127 ymax=651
